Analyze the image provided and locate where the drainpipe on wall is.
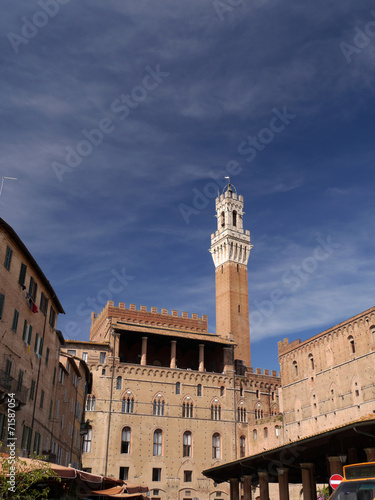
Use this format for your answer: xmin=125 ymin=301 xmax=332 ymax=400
xmin=30 ymin=307 xmax=48 ymax=455
xmin=232 ymin=345 xmax=237 ymax=460
xmin=104 ymin=329 xmax=116 ymax=476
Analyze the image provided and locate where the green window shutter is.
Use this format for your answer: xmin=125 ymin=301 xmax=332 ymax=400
xmin=5 ymin=359 xmax=12 ymax=376
xmin=33 ymin=433 xmax=40 ymax=455
xmin=0 ymin=293 xmax=5 ymax=320
xmin=27 ymin=428 xmax=33 ymax=451
xmin=39 ymin=337 xmax=43 ymax=356
xmin=45 ymin=347 xmax=50 ymax=366
xmin=40 ymin=292 xmax=48 ymax=314
xmin=4 ymin=246 xmax=13 ymax=270
xmin=49 ymin=307 xmax=56 ymax=327
xmin=22 ymin=320 xmax=28 ymax=342
xmin=34 ymin=333 xmax=39 ymax=354
xmin=17 ymin=370 xmax=24 ymax=391
xmin=28 ymin=325 xmax=32 ymax=346
xmin=30 ymin=380 xmax=35 ymax=400
xmin=11 ymin=309 xmax=19 ymax=332
xmin=21 ymin=426 xmax=27 ymax=448
xmin=29 ymin=276 xmax=34 ymax=295
xmin=0 ymin=413 xmax=6 ymax=441
xmin=19 ymin=263 xmax=27 ymax=286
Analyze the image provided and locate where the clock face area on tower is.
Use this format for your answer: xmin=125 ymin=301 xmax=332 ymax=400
xmin=209 ymin=183 xmax=252 ymax=368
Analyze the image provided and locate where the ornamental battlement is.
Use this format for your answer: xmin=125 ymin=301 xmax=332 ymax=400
xmin=90 ymin=301 xmax=208 ymax=341
xmin=215 ymin=192 xmax=244 ymax=203
xmin=248 ymin=367 xmax=279 ymax=378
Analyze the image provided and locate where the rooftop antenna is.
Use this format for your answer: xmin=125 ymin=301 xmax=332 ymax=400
xmin=0 ymin=177 xmax=18 ymax=198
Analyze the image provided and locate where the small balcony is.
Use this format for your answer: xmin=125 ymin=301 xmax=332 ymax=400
xmin=0 ymin=369 xmax=28 ymax=410
xmin=80 ymin=419 xmax=91 ymax=436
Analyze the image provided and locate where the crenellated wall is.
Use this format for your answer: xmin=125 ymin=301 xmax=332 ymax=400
xmin=90 ymin=301 xmax=208 ymax=341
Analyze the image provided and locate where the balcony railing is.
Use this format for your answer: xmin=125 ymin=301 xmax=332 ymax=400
xmin=0 ymin=369 xmax=28 ymax=409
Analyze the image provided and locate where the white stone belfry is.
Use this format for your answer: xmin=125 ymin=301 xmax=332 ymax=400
xmin=209 ymin=183 xmax=252 ymax=267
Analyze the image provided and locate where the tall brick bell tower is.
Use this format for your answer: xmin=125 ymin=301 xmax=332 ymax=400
xmin=210 ymin=182 xmax=252 ymax=368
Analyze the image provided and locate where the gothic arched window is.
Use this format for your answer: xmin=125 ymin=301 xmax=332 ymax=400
xmin=182 ymin=399 xmax=194 ymax=418
xmin=237 ymin=406 xmax=246 ymax=422
xmin=211 ymin=402 xmax=221 ymax=420
xmin=153 ymin=394 xmax=165 ymax=416
xmin=122 ymin=393 xmax=134 ymax=414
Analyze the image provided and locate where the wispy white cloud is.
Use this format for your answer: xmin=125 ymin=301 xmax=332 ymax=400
xmin=0 ymin=0 xmax=374 ymax=370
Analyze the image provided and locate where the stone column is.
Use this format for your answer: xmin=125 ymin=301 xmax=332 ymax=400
xmin=199 ymin=344 xmax=204 ymax=372
xmin=223 ymin=347 xmax=234 ymax=372
xmin=301 ymin=463 xmax=316 ymax=500
xmin=327 ymin=457 xmax=343 ymax=495
xmin=327 ymin=456 xmax=343 ymax=476
xmin=141 ymin=337 xmax=147 ymax=366
xmin=364 ymin=448 xmax=375 ymax=462
xmin=229 ymin=478 xmax=240 ymax=500
xmin=278 ymin=468 xmax=290 ymax=500
xmin=258 ymin=472 xmax=269 ymax=500
xmin=170 ymin=340 xmax=177 ymax=369
xmin=347 ymin=447 xmax=358 ymax=464
xmin=110 ymin=331 xmax=119 ymax=359
xmin=243 ymin=475 xmax=252 ymax=500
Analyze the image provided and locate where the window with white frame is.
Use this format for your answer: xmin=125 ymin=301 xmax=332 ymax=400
xmin=153 ymin=429 xmax=162 ymax=456
xmin=212 ymin=433 xmax=221 ymax=459
xmin=183 ymin=431 xmax=192 ymax=457
xmin=240 ymin=436 xmax=246 ymax=457
xmin=83 ymin=427 xmax=92 ymax=453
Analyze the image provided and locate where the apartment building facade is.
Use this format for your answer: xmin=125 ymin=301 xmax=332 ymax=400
xmin=0 ymin=218 xmax=89 ymax=469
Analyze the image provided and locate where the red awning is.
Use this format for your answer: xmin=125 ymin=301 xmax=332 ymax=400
xmin=0 ymin=456 xmax=76 ymax=479
xmin=89 ymin=484 xmax=149 ymax=498
xmin=77 ymin=469 xmax=103 ymax=484
xmin=89 ymin=485 xmax=124 ymax=495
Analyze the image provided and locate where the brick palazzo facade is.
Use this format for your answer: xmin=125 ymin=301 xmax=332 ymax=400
xmin=278 ymin=306 xmax=375 ymax=443
xmin=62 ymin=184 xmax=282 ymax=500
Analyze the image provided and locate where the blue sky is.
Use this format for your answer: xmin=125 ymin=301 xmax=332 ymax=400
xmin=1 ymin=0 xmax=375 ymax=372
